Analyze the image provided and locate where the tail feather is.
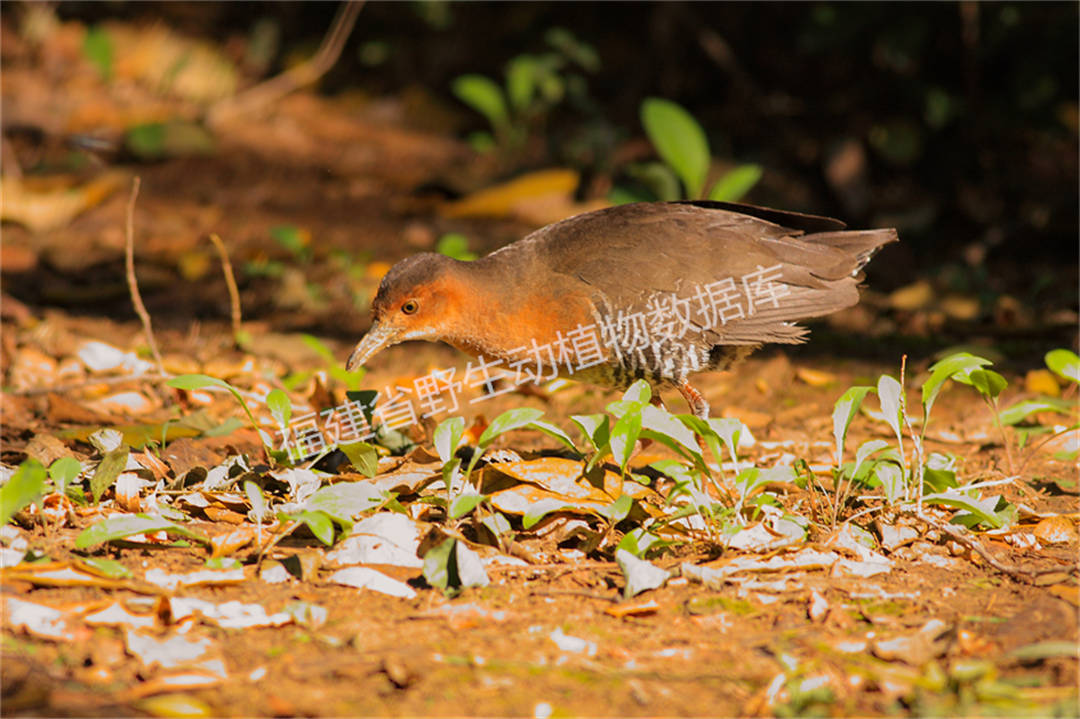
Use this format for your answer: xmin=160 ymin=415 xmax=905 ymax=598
xmin=806 ymin=228 xmax=899 ymax=272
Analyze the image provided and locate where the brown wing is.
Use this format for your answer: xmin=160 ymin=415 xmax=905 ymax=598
xmin=518 ymin=201 xmax=896 ymax=345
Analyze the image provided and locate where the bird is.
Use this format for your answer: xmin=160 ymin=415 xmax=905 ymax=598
xmin=346 ymin=200 xmax=897 ymax=419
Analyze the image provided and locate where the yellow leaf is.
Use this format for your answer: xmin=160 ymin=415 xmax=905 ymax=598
xmin=889 ymin=280 xmax=934 ymax=311
xmin=1047 ymin=584 xmax=1079 ymax=607
xmin=796 ymin=367 xmax=837 ymax=387
xmin=366 ymin=261 xmax=392 ymax=280
xmin=1033 ymin=515 xmax=1077 ymax=546
xmin=440 ymin=169 xmax=580 ymax=220
xmin=0 ymin=172 xmax=128 ymax=234
xmin=1025 ymin=369 xmax=1060 ymax=397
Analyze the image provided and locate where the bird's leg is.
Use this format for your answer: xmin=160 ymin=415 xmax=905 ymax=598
xmin=677 ymin=381 xmax=710 ymax=421
xmin=678 ymin=381 xmax=736 ymax=508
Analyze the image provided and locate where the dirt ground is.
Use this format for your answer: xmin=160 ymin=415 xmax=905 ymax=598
xmin=2 ymin=13 xmax=1079 ymax=716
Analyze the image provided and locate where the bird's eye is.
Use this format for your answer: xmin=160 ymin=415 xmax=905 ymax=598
xmin=401 ymin=300 xmax=419 ymax=315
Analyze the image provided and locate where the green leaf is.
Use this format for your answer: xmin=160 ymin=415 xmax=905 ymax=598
xmin=853 ymin=439 xmax=893 ymax=480
xmin=600 ymin=494 xmax=633 ymax=523
xmin=873 ymin=462 xmax=905 ymax=504
xmin=706 ymin=417 xmax=744 ymax=466
xmin=622 ymin=379 xmax=652 ymax=405
xmin=505 ymin=55 xmax=538 ymax=113
xmin=608 ymin=183 xmax=657 ymax=206
xmin=923 ymin=467 xmax=959 ymax=493
xmin=833 ymin=386 xmax=874 ymax=464
xmin=617 ymin=527 xmax=657 ymax=557
xmin=625 ymin=162 xmax=682 ymax=202
xmin=91 ymin=447 xmax=129 ymax=504
xmin=126 ymin=122 xmax=214 ymax=160
xmin=1 ymin=460 xmax=46 ymax=525
xmin=244 ymin=480 xmax=267 ymax=522
xmin=609 ymin=411 xmax=642 ymax=473
xmin=678 ymin=415 xmax=726 ymax=469
xmin=999 ymin=398 xmax=1074 ymax=426
xmin=641 ymin=97 xmax=710 ymax=198
xmin=168 ymin=374 xmax=260 ymax=430
xmin=522 ymin=498 xmax=572 ymax=529
xmin=266 ymin=389 xmax=291 ymax=429
xmin=452 ymin=74 xmax=509 ymax=132
xmin=205 ymin=557 xmax=242 ymax=570
xmin=478 ymin=408 xmax=545 ymax=447
xmin=466 ymin=131 xmax=496 ymax=153
xmin=480 ymin=512 xmax=512 ymax=539
xmin=422 ymin=537 xmax=457 ymax=593
xmin=339 ymin=441 xmax=378 ymax=478
xmin=441 ymin=456 xmax=461 ymax=495
xmin=1046 ymin=349 xmax=1080 ymax=384
xmin=544 ymin=27 xmax=600 ymax=72
xmin=707 ymin=164 xmax=762 ymax=202
xmin=48 ymin=456 xmax=82 ymax=496
xmin=571 ymin=414 xmax=609 ymax=451
xmin=269 ymin=225 xmax=310 ymax=260
xmin=75 ymin=514 xmax=210 ymax=549
xmin=1008 ymin=640 xmax=1080 ymax=662
xmin=527 ymin=420 xmax=578 ymax=453
xmin=877 ymin=375 xmax=905 ymax=442
xmin=300 ymin=333 xmax=336 ymax=362
xmin=77 ymin=557 xmax=132 ymax=579
xmin=83 ymin=25 xmax=114 ymax=80
xmin=922 ymin=353 xmax=992 ymax=419
xmin=449 ymin=492 xmax=487 ymax=519
xmin=435 ymin=232 xmax=477 ymax=261
xmin=734 ymin=467 xmax=769 ymax=499
xmin=924 ymin=493 xmax=1012 ymax=530
xmin=285 ymin=510 xmax=335 ymax=545
xmin=640 ymin=405 xmax=701 ymax=463
xmin=304 ymin=483 xmax=382 ymax=526
xmin=958 ymin=368 xmax=1007 ymax=400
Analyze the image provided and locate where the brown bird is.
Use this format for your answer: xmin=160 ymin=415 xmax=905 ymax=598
xmin=346 ymin=201 xmax=896 ymax=418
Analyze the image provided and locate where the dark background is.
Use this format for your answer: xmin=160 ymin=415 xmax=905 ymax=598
xmin=57 ymin=1 xmax=1079 ymax=257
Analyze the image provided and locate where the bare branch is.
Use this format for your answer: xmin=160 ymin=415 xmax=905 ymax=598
xmin=208 ymin=1 xmax=364 ymax=127
xmin=124 ymin=177 xmax=165 ymax=376
xmin=208 ymin=233 xmax=244 ymax=347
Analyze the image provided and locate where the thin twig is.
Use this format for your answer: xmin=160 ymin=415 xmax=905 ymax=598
xmin=207 ymin=0 xmax=364 ymax=127
xmin=207 ymin=233 xmax=244 ymax=347
xmin=530 ymin=589 xmax=618 ymax=603
xmin=906 ymin=508 xmax=1064 ymax=584
xmin=124 ymin=177 xmax=165 ymax=376
xmin=1017 ymin=425 xmax=1080 ymax=475
xmin=8 ymin=373 xmax=171 ymax=397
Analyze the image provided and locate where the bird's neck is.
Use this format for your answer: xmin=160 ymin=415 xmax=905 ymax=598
xmin=441 ymin=257 xmax=589 ymax=362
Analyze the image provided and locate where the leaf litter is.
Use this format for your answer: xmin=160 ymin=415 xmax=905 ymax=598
xmin=2 ymin=15 xmax=1077 ymax=712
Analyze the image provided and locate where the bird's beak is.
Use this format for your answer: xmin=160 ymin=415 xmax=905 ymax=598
xmin=346 ymin=321 xmax=399 ymax=372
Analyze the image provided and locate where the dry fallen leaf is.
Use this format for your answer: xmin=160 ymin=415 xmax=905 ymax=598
xmin=210 ymin=526 xmax=258 ymax=559
xmin=1047 ymin=584 xmax=1079 ymax=607
xmin=1025 ymin=369 xmax=1061 ymax=397
xmin=1033 ymin=515 xmax=1078 ymax=545
xmin=439 ymin=168 xmax=580 ymax=220
xmin=0 ymin=172 xmax=128 ymax=233
xmin=795 ymin=367 xmax=837 ymax=387
xmin=889 ymin=280 xmax=934 ymax=311
xmin=604 ymin=600 xmax=660 ymax=618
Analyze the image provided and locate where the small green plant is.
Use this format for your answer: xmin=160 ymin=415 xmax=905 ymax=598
xmin=998 ymin=349 xmax=1079 ymax=465
xmin=452 ymin=28 xmax=599 ymax=154
xmin=281 ymin=334 xmax=367 ymax=392
xmin=825 ymin=351 xmax=1035 ymax=531
xmin=612 ymin=97 xmax=762 ymax=204
xmin=435 ymin=233 xmax=477 ymax=261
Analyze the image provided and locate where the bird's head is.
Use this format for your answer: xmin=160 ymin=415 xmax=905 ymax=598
xmin=346 ymin=253 xmax=466 ymax=371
